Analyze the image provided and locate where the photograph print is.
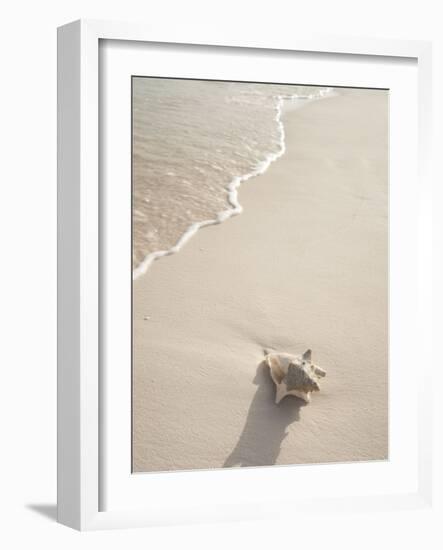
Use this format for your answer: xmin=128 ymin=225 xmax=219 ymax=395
xmin=131 ymin=77 xmax=388 ymax=473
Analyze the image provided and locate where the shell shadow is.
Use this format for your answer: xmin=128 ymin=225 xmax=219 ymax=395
xmin=223 ymin=360 xmax=306 ymax=468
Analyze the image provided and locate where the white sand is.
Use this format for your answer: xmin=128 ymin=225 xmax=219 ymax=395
xmin=132 ymin=89 xmax=388 ymax=472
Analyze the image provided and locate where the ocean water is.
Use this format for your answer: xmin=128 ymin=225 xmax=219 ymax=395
xmin=132 ymin=77 xmax=332 ymax=278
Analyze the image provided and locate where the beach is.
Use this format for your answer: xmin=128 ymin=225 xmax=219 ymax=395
xmin=132 ymin=89 xmax=388 ymax=472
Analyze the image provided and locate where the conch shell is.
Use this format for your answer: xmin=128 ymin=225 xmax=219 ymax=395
xmin=264 ymin=349 xmax=326 ymax=404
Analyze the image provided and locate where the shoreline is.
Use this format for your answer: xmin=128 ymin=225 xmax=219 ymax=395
xmin=133 ymin=89 xmax=388 ymax=473
xmin=133 ymin=91 xmax=332 ymax=280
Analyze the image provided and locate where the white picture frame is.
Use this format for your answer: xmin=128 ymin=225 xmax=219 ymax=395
xmin=57 ymin=19 xmax=433 ymax=531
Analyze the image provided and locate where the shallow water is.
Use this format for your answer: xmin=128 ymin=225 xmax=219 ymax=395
xmin=132 ymin=77 xmax=331 ymax=277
